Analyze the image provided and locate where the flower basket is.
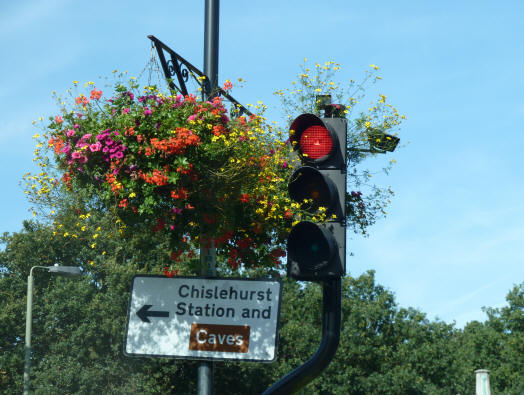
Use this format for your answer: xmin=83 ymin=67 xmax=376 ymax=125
xmin=44 ymin=79 xmax=296 ymax=272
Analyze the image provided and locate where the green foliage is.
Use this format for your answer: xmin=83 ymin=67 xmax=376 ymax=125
xmin=275 ymin=60 xmax=404 ymax=235
xmin=2 ymin=222 xmax=521 ymax=394
xmin=5 ymin=62 xmax=520 ymax=394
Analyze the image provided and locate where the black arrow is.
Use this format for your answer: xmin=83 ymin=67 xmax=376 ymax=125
xmin=136 ymin=304 xmax=169 ymax=323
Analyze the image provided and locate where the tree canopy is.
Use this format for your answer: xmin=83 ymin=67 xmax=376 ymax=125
xmin=3 ymin=61 xmax=521 ymax=394
xmin=1 ymin=222 xmax=522 ymax=393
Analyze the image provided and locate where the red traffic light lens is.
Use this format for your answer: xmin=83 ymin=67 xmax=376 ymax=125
xmin=289 ymin=114 xmax=338 ymax=164
xmin=299 ymin=125 xmax=333 ymax=160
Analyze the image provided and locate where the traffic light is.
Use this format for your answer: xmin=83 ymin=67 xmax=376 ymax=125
xmin=287 ymin=109 xmax=347 ymax=281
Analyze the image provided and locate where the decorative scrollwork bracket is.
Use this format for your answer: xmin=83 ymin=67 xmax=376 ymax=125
xmin=147 ymin=35 xmax=252 ymax=118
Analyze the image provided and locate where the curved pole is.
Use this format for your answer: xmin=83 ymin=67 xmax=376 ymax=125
xmin=263 ymin=278 xmax=342 ymax=394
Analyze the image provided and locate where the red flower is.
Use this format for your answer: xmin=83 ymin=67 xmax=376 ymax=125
xmin=152 ymin=218 xmax=164 ymax=232
xmin=171 ymin=188 xmax=189 ymax=199
xmin=48 ymin=137 xmax=65 ymax=155
xmin=90 ymin=89 xmax=103 ymax=100
xmin=163 ymin=267 xmax=179 ymax=278
xmin=227 ymin=258 xmax=239 ymax=269
xmin=170 ymin=251 xmax=183 ymax=261
xmin=237 ymin=237 xmax=253 ymax=250
xmin=239 ymin=193 xmax=251 ymax=203
xmin=75 ymin=95 xmax=89 ymax=105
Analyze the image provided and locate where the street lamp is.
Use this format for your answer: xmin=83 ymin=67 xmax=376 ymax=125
xmin=23 ymin=265 xmax=83 ymax=395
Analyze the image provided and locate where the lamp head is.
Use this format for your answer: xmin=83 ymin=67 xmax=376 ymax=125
xmin=48 ymin=266 xmax=82 ymax=277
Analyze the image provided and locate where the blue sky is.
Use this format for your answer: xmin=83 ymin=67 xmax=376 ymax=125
xmin=1 ymin=1 xmax=523 ymax=327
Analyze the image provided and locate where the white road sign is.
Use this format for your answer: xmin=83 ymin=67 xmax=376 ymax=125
xmin=124 ymin=275 xmax=282 ymax=362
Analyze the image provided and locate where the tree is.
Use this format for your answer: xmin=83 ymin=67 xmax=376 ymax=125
xmin=3 ymin=220 xmax=523 ymax=393
xmin=5 ymin=61 xmax=410 ymax=392
xmin=453 ymin=282 xmax=524 ymax=394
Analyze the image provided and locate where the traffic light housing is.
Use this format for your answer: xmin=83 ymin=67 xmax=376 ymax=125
xmin=287 ymin=111 xmax=347 ymax=281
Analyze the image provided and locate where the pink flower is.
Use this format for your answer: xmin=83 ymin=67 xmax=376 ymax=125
xmin=187 ymin=114 xmax=196 ymax=122
xmin=143 ymin=108 xmax=152 ymax=116
xmin=122 ymin=108 xmax=130 ymax=115
xmin=89 ymin=142 xmax=102 ymax=152
xmin=96 ymin=130 xmax=110 ymax=140
xmin=71 ymin=152 xmax=87 ymax=163
xmin=66 ymin=129 xmax=75 ymax=137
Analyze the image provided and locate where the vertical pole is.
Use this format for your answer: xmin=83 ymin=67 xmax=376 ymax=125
xmin=198 ymin=241 xmax=216 ymax=395
xmin=199 ymin=2 xmax=219 ymax=394
xmin=23 ymin=274 xmax=34 ymax=395
xmin=203 ymin=0 xmax=220 ymax=100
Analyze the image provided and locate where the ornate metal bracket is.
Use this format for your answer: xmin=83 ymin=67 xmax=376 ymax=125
xmin=147 ymin=35 xmax=252 ymax=118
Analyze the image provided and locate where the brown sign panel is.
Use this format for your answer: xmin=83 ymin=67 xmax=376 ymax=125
xmin=189 ymin=323 xmax=250 ymax=353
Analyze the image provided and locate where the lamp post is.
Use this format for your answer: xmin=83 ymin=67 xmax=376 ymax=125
xmin=23 ymin=265 xmax=83 ymax=395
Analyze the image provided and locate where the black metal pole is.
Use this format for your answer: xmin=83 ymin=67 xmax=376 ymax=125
xmin=198 ymin=2 xmax=219 ymax=394
xmin=203 ymin=0 xmax=219 ymax=99
xmin=263 ymin=278 xmax=342 ymax=394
